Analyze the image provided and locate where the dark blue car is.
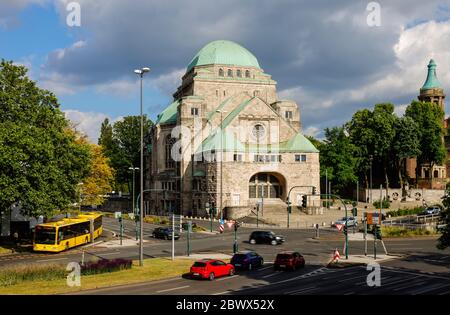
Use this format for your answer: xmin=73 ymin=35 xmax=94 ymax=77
xmin=231 ymin=251 xmax=264 ymax=270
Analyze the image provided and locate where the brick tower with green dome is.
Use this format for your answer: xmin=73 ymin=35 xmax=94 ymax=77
xmin=418 ymin=59 xmax=445 ymax=111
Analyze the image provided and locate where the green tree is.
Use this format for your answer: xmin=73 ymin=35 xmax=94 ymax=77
xmin=319 ymin=127 xmax=357 ymax=194
xmin=98 ymin=118 xmax=113 ymax=156
xmin=391 ymin=116 xmax=421 ymax=189
xmin=405 ymin=101 xmax=446 ymax=186
xmin=372 ymin=103 xmax=396 ymax=191
xmin=101 ymin=116 xmax=152 ymax=193
xmin=346 ymin=108 xmax=375 ymax=191
xmin=0 ymin=60 xmax=91 ymax=218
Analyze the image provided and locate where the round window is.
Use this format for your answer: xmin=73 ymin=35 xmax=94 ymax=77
xmin=252 ymin=124 xmax=265 ymax=140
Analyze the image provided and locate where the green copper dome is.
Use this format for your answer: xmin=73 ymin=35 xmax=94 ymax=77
xmin=421 ymin=59 xmax=442 ymax=90
xmin=186 ymin=40 xmax=261 ymax=72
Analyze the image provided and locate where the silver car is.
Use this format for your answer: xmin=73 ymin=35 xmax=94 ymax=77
xmin=334 ymin=216 xmax=358 ymax=227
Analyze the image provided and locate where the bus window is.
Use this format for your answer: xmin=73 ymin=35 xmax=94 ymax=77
xmin=35 ymin=226 xmax=56 ymax=245
xmin=94 ymin=217 xmax=102 ymax=230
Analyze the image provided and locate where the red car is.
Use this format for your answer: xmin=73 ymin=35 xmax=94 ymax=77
xmin=274 ymin=251 xmax=305 ymax=271
xmin=190 ymin=259 xmax=235 ymax=280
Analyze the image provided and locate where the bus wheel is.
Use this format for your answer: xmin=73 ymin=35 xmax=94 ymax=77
xmin=85 ymin=237 xmax=88 ymax=243
xmin=65 ymin=243 xmax=69 ymax=251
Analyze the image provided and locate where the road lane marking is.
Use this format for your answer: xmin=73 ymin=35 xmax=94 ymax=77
xmin=217 ymin=275 xmax=239 ymax=281
xmin=338 ymin=274 xmax=367 ymax=283
xmin=393 ymin=281 xmax=427 ymax=292
xmin=382 ymin=267 xmax=450 ymax=280
xmin=258 ymin=266 xmax=273 ymax=272
xmin=38 ymin=258 xmax=68 ymax=263
xmin=213 ymin=291 xmax=231 ymax=295
xmin=98 ymin=252 xmax=119 ymax=256
xmin=262 ymin=272 xmax=281 ymax=279
xmin=285 ymin=286 xmax=317 ymax=295
xmin=410 ymin=282 xmax=450 ymax=295
xmin=156 ymin=285 xmax=190 ymax=293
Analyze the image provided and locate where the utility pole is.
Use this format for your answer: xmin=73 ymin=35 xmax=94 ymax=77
xmin=134 ymin=66 xmax=150 ymax=267
xmin=325 ymin=169 xmax=328 ymax=209
xmin=172 ymin=211 xmax=175 ymax=261
xmin=129 ymin=167 xmax=139 ymax=241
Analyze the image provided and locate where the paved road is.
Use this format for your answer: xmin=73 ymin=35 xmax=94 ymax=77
xmin=72 ymin=252 xmax=450 ymax=295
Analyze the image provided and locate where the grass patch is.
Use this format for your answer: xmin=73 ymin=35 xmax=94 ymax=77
xmin=0 ymin=246 xmax=13 ymax=256
xmin=0 ymin=258 xmax=194 ymax=295
xmin=381 ymin=226 xmax=439 ymax=238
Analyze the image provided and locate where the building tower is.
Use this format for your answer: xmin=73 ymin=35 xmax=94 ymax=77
xmin=418 ymin=59 xmax=445 ymax=110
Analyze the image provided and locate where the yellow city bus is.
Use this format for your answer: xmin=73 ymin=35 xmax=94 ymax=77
xmin=33 ymin=212 xmax=103 ymax=252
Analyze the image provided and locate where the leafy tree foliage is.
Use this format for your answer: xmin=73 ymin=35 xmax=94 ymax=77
xmin=98 ymin=116 xmax=152 ymax=192
xmin=0 ymin=60 xmax=91 ymax=218
xmin=437 ymin=192 xmax=450 ymax=250
xmin=319 ymin=127 xmax=357 ymax=194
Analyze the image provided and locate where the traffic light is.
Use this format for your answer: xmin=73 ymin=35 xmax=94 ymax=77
xmin=302 ymin=195 xmax=307 ymax=208
xmin=373 ymin=225 xmax=382 ymax=240
xmin=312 ymin=187 xmax=316 ymax=195
xmin=287 ymin=205 xmax=292 ymax=214
xmin=352 ymin=207 xmax=358 ymax=217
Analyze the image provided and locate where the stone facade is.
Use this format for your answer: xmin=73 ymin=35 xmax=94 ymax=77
xmin=146 ymin=40 xmax=320 ymax=219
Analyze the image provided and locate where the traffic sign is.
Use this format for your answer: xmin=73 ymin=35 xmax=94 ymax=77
xmin=219 ymin=224 xmax=224 ymax=233
xmin=367 ymin=213 xmax=381 ymax=225
xmin=226 ymin=221 xmax=234 ymax=229
xmin=335 ymin=223 xmax=344 ymax=231
xmin=114 ymin=211 xmax=122 ymax=219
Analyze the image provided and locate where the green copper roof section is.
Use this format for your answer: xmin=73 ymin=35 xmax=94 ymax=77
xmin=206 ymin=96 xmax=233 ymax=120
xmin=282 ymin=133 xmax=319 ymax=153
xmin=421 ymin=59 xmax=442 ymax=90
xmin=187 ymin=40 xmax=261 ymax=72
xmin=196 ymin=130 xmax=245 ymax=154
xmin=221 ymin=98 xmax=254 ymax=129
xmin=193 ymin=170 xmax=206 ymax=177
xmin=155 ymin=100 xmax=179 ymax=125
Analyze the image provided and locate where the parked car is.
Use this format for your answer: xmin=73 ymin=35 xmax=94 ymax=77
xmin=231 ymin=251 xmax=264 ymax=270
xmin=274 ymin=251 xmax=305 ymax=271
xmin=190 ymin=259 xmax=235 ymax=280
xmin=421 ymin=206 xmax=441 ymax=215
xmin=249 ymin=231 xmax=285 ymax=245
xmin=333 ymin=216 xmax=358 ymax=227
xmin=152 ymin=227 xmax=180 ymax=240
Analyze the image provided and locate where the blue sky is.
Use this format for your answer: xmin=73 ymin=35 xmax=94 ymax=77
xmin=1 ymin=0 xmax=450 ymax=142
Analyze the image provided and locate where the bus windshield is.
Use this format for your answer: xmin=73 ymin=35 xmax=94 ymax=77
xmin=34 ymin=226 xmax=56 ymax=244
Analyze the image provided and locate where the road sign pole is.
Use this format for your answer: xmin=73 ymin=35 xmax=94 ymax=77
xmin=187 ymin=221 xmax=191 ymax=257
xmin=120 ymin=218 xmax=123 ymax=246
xmin=374 ymin=225 xmax=377 ymax=260
xmin=172 ymin=213 xmax=175 ymax=261
xmin=364 ymin=214 xmax=367 ymax=256
xmin=256 ymin=204 xmax=259 ymax=228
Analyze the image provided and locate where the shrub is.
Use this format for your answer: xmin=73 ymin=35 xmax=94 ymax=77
xmin=373 ymin=199 xmax=390 ymax=209
xmin=386 ymin=207 xmax=423 ymax=218
xmin=81 ymin=258 xmax=132 ymax=275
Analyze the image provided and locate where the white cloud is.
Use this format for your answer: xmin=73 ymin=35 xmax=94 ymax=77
xmin=303 ymin=126 xmax=320 ymax=138
xmin=63 ymin=110 xmax=121 ymax=143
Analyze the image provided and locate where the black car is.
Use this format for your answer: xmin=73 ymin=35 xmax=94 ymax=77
xmin=231 ymin=251 xmax=264 ymax=270
xmin=249 ymin=231 xmax=284 ymax=245
xmin=152 ymin=227 xmax=180 ymax=240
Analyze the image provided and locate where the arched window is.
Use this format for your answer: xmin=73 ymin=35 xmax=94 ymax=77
xmin=434 ymin=170 xmax=439 ymax=178
xmin=245 ymin=70 xmax=251 ymax=78
xmin=237 ymin=69 xmax=242 ymax=77
xmin=165 ymin=135 xmax=176 ymax=169
xmin=227 ymin=69 xmax=233 ymax=77
xmin=219 ymin=68 xmax=224 ymax=77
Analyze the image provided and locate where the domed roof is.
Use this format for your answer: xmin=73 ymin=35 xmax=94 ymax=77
xmin=186 ymin=40 xmax=260 ymax=72
xmin=422 ymin=59 xmax=442 ymax=90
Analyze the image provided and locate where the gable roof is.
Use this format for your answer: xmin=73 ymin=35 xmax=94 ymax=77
xmin=155 ymin=100 xmax=179 ymax=125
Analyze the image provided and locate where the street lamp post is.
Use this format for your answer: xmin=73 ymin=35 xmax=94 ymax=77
xmin=134 ymin=67 xmax=150 ymax=267
xmin=215 ymin=110 xmax=227 ymax=220
xmin=369 ymin=155 xmax=373 ymax=205
xmin=129 ymin=167 xmax=139 ymax=240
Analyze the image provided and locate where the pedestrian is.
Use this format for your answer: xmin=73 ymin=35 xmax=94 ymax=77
xmin=13 ymin=231 xmax=19 ymax=246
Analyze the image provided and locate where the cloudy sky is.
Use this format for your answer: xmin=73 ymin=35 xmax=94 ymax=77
xmin=2 ymin=0 xmax=450 ymax=142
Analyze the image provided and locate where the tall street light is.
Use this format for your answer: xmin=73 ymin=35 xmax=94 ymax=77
xmin=216 ymin=109 xmax=227 ymax=220
xmin=129 ymin=167 xmax=139 ymax=240
xmin=134 ymin=67 xmax=150 ymax=267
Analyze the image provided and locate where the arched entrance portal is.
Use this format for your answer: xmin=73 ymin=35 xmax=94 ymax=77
xmin=249 ymin=173 xmax=284 ymax=199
